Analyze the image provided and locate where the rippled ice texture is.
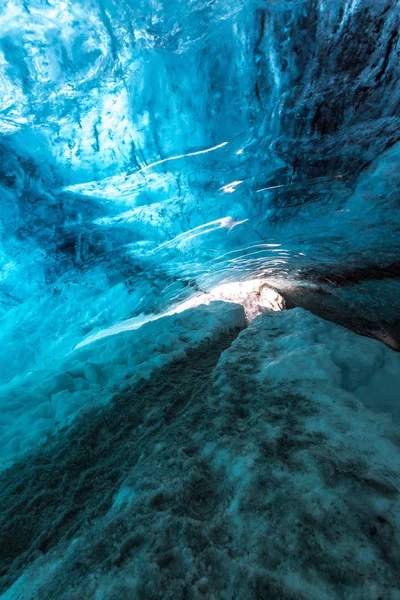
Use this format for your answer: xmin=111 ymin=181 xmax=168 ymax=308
xmin=1 ymin=0 xmax=400 ymax=382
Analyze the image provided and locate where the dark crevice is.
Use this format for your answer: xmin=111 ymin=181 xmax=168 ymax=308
xmin=299 ymin=261 xmax=400 ymax=287
xmin=279 ymin=284 xmax=400 ymax=351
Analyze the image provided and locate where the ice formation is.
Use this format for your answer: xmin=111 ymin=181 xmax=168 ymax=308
xmin=1 ymin=0 xmax=400 ymax=597
xmin=2 ymin=306 xmax=400 ymax=599
xmin=1 ymin=0 xmax=400 ymax=382
xmin=0 ymin=302 xmax=245 ymax=471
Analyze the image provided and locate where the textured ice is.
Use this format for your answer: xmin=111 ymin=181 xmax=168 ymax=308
xmin=1 ymin=0 xmax=400 ymax=379
xmin=1 ymin=306 xmax=400 ymax=599
xmin=0 ymin=301 xmax=245 ymax=472
xmin=1 ymin=0 xmax=400 ymax=597
xmin=76 ymin=278 xmax=285 ymax=349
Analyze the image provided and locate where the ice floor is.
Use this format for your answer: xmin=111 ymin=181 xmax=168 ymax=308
xmin=1 ymin=302 xmax=400 ymax=599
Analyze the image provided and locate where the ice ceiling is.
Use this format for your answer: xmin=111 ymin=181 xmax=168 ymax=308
xmin=1 ymin=0 xmax=400 ymax=382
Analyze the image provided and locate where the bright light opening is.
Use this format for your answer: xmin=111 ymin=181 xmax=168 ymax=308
xmin=75 ymin=279 xmax=285 ymax=349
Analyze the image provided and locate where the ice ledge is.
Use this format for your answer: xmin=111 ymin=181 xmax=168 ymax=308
xmin=239 ymin=307 xmax=400 ymax=422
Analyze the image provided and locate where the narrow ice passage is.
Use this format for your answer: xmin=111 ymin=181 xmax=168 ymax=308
xmin=1 ymin=0 xmax=400 ymax=598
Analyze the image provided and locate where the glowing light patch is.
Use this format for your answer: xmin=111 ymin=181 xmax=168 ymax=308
xmin=0 ymin=261 xmax=17 ymax=281
xmin=135 ymin=141 xmax=229 ymax=173
xmin=211 ymin=243 xmax=283 ymax=262
xmin=220 ymin=180 xmax=243 ymax=194
xmin=153 ymin=217 xmax=248 ymax=251
xmin=63 ymin=141 xmax=229 ymax=197
xmin=256 ymin=184 xmax=285 ymax=193
xmin=75 ymin=279 xmax=285 ymax=349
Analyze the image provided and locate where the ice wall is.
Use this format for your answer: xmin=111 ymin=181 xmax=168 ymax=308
xmin=1 ymin=0 xmax=400 ymax=381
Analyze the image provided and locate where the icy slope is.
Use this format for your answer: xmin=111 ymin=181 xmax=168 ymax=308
xmin=0 ymin=301 xmax=245 ymax=472
xmin=1 ymin=305 xmax=400 ymax=599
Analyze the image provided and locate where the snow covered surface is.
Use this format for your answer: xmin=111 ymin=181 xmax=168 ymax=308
xmin=248 ymin=308 xmax=400 ymax=421
xmin=0 ymin=301 xmax=245 ymax=472
xmin=1 ymin=305 xmax=400 ymax=599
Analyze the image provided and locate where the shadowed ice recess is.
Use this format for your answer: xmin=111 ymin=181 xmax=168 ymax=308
xmin=1 ymin=0 xmax=400 ymax=598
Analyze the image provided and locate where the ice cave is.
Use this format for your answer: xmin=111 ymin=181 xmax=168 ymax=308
xmin=1 ymin=0 xmax=400 ymax=598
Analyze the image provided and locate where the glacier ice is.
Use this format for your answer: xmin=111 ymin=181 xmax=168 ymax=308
xmin=2 ymin=306 xmax=400 ymax=599
xmin=1 ymin=0 xmax=400 ymax=381
xmin=1 ymin=0 xmax=400 ymax=597
xmin=0 ymin=302 xmax=245 ymax=471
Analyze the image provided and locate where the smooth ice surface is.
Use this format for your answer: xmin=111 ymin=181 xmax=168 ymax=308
xmin=1 ymin=0 xmax=400 ymax=389
xmin=2 ymin=305 xmax=400 ymax=599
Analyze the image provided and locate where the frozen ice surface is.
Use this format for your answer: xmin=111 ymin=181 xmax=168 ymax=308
xmin=76 ymin=278 xmax=285 ymax=349
xmin=1 ymin=0 xmax=400 ymax=379
xmin=1 ymin=0 xmax=400 ymax=597
xmin=0 ymin=301 xmax=245 ymax=472
xmin=1 ymin=305 xmax=400 ymax=599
